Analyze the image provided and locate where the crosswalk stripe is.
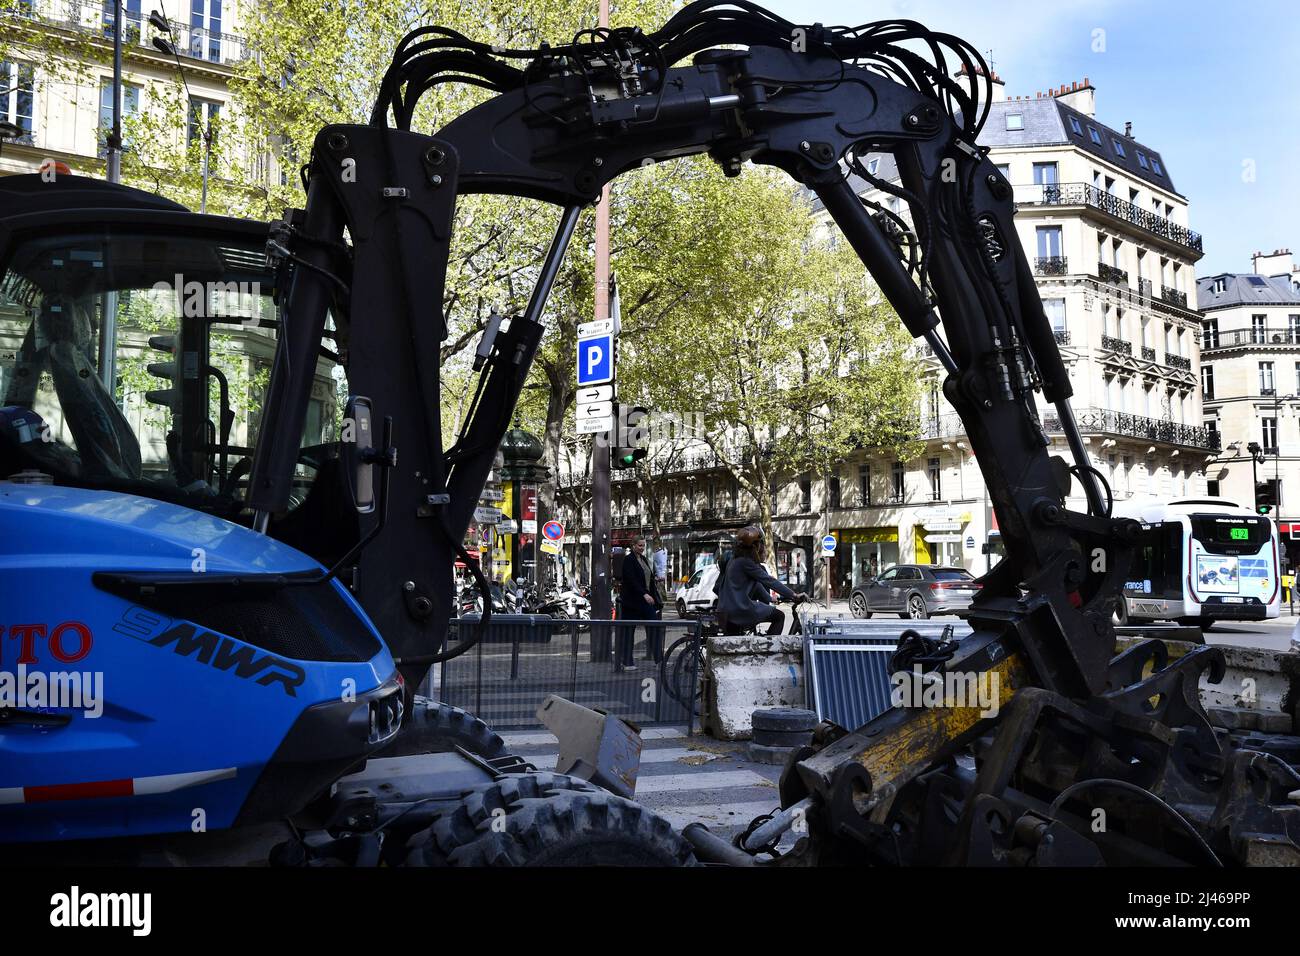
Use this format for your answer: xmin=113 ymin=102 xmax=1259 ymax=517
xmin=649 ymin=800 xmax=781 ymax=832
xmin=634 ymin=770 xmax=771 ymax=794
xmin=522 ymin=748 xmax=719 ymax=771
xmin=500 ymin=726 xmax=688 ymax=749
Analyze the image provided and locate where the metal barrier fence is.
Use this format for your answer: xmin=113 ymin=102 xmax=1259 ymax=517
xmin=802 ymin=618 xmax=972 ymax=731
xmin=423 ymin=615 xmax=703 ymax=731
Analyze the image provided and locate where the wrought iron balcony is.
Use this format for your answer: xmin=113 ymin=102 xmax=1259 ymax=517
xmin=1166 ymin=354 xmax=1191 ymax=371
xmin=1160 ymin=286 xmax=1188 ymax=307
xmin=1100 ymin=334 xmax=1132 ymax=355
xmin=1202 ymin=325 xmax=1300 ymax=350
xmin=6 ymin=1 xmax=249 ymax=66
xmin=1035 ymin=256 xmax=1069 ymax=276
xmin=1098 ymin=262 xmax=1129 ymax=285
xmin=1141 ymin=345 xmax=1157 ymax=361
xmin=1015 ymin=183 xmax=1203 ymax=254
xmin=1041 ymin=406 xmax=1219 ymax=451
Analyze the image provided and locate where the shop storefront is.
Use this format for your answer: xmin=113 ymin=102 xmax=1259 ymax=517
xmin=830 ymin=527 xmax=900 ymax=597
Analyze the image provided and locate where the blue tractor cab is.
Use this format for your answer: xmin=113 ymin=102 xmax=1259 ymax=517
xmin=0 ymin=174 xmax=402 ymax=843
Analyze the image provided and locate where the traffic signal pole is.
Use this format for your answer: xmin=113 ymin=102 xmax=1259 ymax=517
xmin=590 ymin=0 xmax=612 ymax=622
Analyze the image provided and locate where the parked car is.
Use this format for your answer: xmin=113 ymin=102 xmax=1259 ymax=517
xmin=849 ymin=565 xmax=980 ymax=619
xmin=674 ymin=561 xmax=782 ymax=617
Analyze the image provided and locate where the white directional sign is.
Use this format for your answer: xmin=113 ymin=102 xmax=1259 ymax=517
xmin=576 ymin=400 xmax=614 ymax=434
xmin=578 ymin=318 xmax=615 ymax=338
xmin=497 ymin=518 xmax=518 ymax=534
xmin=474 ymin=505 xmax=501 ymax=524
xmin=576 ymin=334 xmax=614 ymax=387
xmin=576 ymin=384 xmax=614 ymax=404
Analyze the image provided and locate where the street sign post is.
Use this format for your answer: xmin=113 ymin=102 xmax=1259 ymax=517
xmin=821 ymin=534 xmax=837 ymax=557
xmin=543 ymin=520 xmax=565 ymax=541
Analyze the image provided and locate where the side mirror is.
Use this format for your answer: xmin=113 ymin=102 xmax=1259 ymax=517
xmin=344 ymin=395 xmax=376 ymax=514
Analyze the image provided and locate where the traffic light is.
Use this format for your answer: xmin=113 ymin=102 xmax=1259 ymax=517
xmin=144 ymin=334 xmax=179 ymax=410
xmin=611 ymin=402 xmax=648 ymax=470
xmin=1258 ymin=504 xmax=1274 ymax=516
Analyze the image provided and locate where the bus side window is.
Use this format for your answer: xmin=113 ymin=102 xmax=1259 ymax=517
xmin=1163 ymin=522 xmax=1182 ymax=597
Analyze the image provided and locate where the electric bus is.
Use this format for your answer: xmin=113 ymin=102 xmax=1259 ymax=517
xmin=1113 ymin=497 xmax=1280 ymax=629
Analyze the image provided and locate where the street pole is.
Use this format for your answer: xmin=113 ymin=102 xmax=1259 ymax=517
xmin=106 ymin=1 xmax=123 ymax=184
xmin=99 ymin=1 xmax=124 ymax=392
xmin=589 ymin=0 xmax=612 ymax=623
xmin=200 ymin=121 xmax=212 ymax=213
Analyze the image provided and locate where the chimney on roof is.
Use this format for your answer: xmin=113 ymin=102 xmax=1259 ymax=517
xmin=1055 ymin=76 xmax=1095 ymax=118
xmin=1124 ymin=121 xmax=1132 ymax=137
xmin=956 ymin=62 xmax=1006 ymax=102
xmin=1252 ymin=248 xmax=1295 ymax=277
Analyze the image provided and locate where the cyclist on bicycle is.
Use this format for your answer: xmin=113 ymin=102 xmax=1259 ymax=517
xmin=716 ymin=525 xmax=807 ymax=635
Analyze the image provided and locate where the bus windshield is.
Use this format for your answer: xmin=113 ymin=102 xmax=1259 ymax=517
xmin=1189 ymin=514 xmax=1271 ymax=553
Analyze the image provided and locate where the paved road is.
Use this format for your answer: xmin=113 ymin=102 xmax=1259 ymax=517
xmin=500 ymin=724 xmax=796 ymax=850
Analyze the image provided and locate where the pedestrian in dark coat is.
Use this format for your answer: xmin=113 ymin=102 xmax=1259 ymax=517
xmin=617 ymin=536 xmax=663 ymax=667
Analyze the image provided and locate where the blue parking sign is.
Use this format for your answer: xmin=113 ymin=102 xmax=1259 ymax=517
xmin=577 ymin=334 xmax=614 ymax=386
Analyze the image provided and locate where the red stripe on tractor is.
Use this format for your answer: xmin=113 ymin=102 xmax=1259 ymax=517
xmin=25 ymin=779 xmax=134 ymax=803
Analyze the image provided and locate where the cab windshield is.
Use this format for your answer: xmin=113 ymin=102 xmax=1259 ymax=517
xmin=0 ymin=225 xmax=340 ymax=513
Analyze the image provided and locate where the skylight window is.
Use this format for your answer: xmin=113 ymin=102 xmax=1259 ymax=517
xmin=1069 ymin=116 xmax=1082 ymax=135
xmin=1113 ymin=140 xmax=1126 ymax=158
xmin=868 ymin=157 xmax=880 ymax=175
xmin=1088 ymin=126 xmax=1102 ymax=145
xmin=1006 ymin=113 xmax=1024 ymax=131
xmin=1136 ymin=151 xmax=1149 ymax=170
xmin=1150 ymin=158 xmax=1163 ymax=175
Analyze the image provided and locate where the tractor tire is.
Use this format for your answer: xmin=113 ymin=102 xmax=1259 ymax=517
xmin=405 ymin=773 xmax=694 ymax=867
xmin=384 ymin=697 xmax=507 ymax=759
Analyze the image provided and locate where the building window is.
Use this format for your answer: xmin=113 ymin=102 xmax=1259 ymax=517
xmin=1036 ymin=225 xmax=1063 ymax=259
xmin=1032 ymin=162 xmax=1058 ymax=185
xmin=1251 ymin=314 xmax=1267 ymax=344
xmin=927 ymin=457 xmax=941 ymax=501
xmin=98 ymin=80 xmax=141 ymax=158
xmin=1289 ymin=314 xmax=1300 ymax=344
xmin=1005 ymin=112 xmax=1024 ymax=131
xmin=867 ymin=157 xmax=880 ymax=175
xmin=102 ymin=0 xmax=142 ymax=42
xmin=1207 ymin=479 xmax=1220 ymax=497
xmin=190 ymin=0 xmax=225 ymax=62
xmin=1206 ymin=418 xmax=1219 ymax=444
xmin=1262 ymin=417 xmax=1278 ymax=452
xmin=188 ymin=97 xmax=220 ymax=147
xmin=1260 ymin=361 xmax=1275 ymax=395
xmin=829 ymin=475 xmax=841 ymax=509
xmin=1202 ymin=319 xmax=1219 ymax=349
xmin=1088 ymin=126 xmax=1102 ymax=145
xmin=995 ymin=163 xmax=1010 ymax=181
xmin=1068 ymin=115 xmax=1082 ymax=135
xmin=1150 ymin=158 xmax=1163 ymax=175
xmin=1136 ymin=150 xmax=1149 ymax=170
xmin=1295 ymin=361 xmax=1300 ymax=394
xmin=0 ymin=60 xmax=35 ymax=142
xmin=859 ymin=464 xmax=871 ymax=506
xmin=799 ymin=474 xmax=812 ymax=513
xmin=1113 ymin=139 xmax=1126 ymax=158
xmin=1211 ymin=277 xmax=1226 ymax=295
xmin=891 ymin=461 xmax=905 ymax=501
xmin=1043 ymin=297 xmax=1066 ymax=332
xmin=1201 ymin=365 xmax=1214 ymax=400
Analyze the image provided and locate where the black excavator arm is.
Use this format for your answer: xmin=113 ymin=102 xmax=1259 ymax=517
xmin=246 ymin=1 xmax=1300 ymax=865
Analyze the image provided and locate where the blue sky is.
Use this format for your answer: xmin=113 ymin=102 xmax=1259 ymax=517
xmin=764 ymin=0 xmax=1300 ymax=276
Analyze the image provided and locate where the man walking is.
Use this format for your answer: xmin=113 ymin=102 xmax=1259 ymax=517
xmin=617 ymin=536 xmax=662 ymax=668
xmin=652 ymin=538 xmax=669 ymax=604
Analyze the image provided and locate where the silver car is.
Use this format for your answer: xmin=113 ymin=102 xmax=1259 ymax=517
xmin=849 ymin=565 xmax=980 ymax=619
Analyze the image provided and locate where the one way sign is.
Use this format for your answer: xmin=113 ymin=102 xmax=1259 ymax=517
xmin=577 ymin=334 xmax=614 ymax=387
